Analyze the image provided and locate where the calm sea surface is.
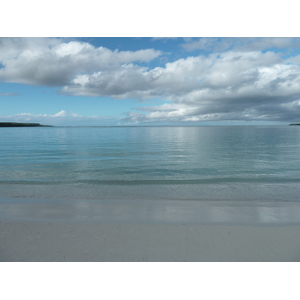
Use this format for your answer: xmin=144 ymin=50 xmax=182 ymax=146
xmin=1 ymin=126 xmax=300 ymax=202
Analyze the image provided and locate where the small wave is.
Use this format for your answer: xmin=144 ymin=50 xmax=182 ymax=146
xmin=1 ymin=177 xmax=300 ymax=185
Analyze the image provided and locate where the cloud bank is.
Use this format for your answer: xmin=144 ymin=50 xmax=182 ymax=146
xmin=1 ymin=37 xmax=300 ymax=123
xmin=0 ymin=110 xmax=116 ymax=126
xmin=180 ymin=37 xmax=300 ymax=52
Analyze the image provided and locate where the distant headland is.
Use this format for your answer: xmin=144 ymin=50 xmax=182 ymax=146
xmin=289 ymin=123 xmax=300 ymax=126
xmin=0 ymin=122 xmax=53 ymax=127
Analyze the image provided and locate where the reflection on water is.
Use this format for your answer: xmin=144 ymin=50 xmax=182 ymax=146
xmin=1 ymin=198 xmax=300 ymax=225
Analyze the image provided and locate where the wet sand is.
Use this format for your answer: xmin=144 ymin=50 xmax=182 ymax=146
xmin=1 ymin=198 xmax=300 ymax=261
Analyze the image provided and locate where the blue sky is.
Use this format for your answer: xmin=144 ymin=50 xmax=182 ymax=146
xmin=1 ymin=37 xmax=300 ymax=126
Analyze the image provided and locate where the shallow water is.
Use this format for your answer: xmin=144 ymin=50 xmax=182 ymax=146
xmin=1 ymin=126 xmax=300 ymax=201
xmin=1 ymin=197 xmax=300 ymax=225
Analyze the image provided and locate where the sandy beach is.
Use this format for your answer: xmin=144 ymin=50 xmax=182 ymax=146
xmin=1 ymin=198 xmax=300 ymax=261
xmin=1 ymin=221 xmax=300 ymax=261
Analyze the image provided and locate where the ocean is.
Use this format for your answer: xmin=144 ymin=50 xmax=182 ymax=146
xmin=1 ymin=125 xmax=300 ymax=202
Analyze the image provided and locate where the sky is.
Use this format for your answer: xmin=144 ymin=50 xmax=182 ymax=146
xmin=1 ymin=7 xmax=300 ymax=127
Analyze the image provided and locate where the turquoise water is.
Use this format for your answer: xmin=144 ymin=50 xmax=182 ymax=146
xmin=1 ymin=126 xmax=300 ymax=202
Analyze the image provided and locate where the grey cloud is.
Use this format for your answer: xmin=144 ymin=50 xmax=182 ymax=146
xmin=124 ymin=92 xmax=300 ymax=123
xmin=235 ymin=37 xmax=300 ymax=52
xmin=124 ymin=98 xmax=300 ymax=123
xmin=0 ymin=37 xmax=61 ymax=61
xmin=181 ymin=37 xmax=300 ymax=53
xmin=61 ymin=64 xmax=150 ymax=97
xmin=181 ymin=37 xmax=234 ymax=52
xmin=152 ymin=37 xmax=179 ymax=41
xmin=285 ymin=55 xmax=300 ymax=64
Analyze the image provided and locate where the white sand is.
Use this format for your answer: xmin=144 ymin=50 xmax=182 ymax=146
xmin=1 ymin=222 xmax=300 ymax=261
xmin=1 ymin=198 xmax=300 ymax=261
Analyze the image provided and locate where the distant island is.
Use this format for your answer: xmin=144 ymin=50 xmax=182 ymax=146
xmin=289 ymin=123 xmax=300 ymax=126
xmin=0 ymin=122 xmax=53 ymax=127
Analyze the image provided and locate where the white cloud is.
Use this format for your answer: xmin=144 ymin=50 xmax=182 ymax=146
xmin=63 ymin=51 xmax=286 ymax=99
xmin=0 ymin=38 xmax=162 ymax=86
xmin=1 ymin=37 xmax=300 ymax=124
xmin=0 ymin=92 xmax=18 ymax=96
xmin=120 ymin=51 xmax=300 ymax=123
xmin=0 ymin=110 xmax=118 ymax=126
xmin=52 ymin=110 xmax=68 ymax=117
xmin=57 ymin=49 xmax=300 ymax=123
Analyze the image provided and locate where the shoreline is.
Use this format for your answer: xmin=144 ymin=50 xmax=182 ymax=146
xmin=1 ymin=197 xmax=300 ymax=225
xmin=0 ymin=122 xmax=53 ymax=127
